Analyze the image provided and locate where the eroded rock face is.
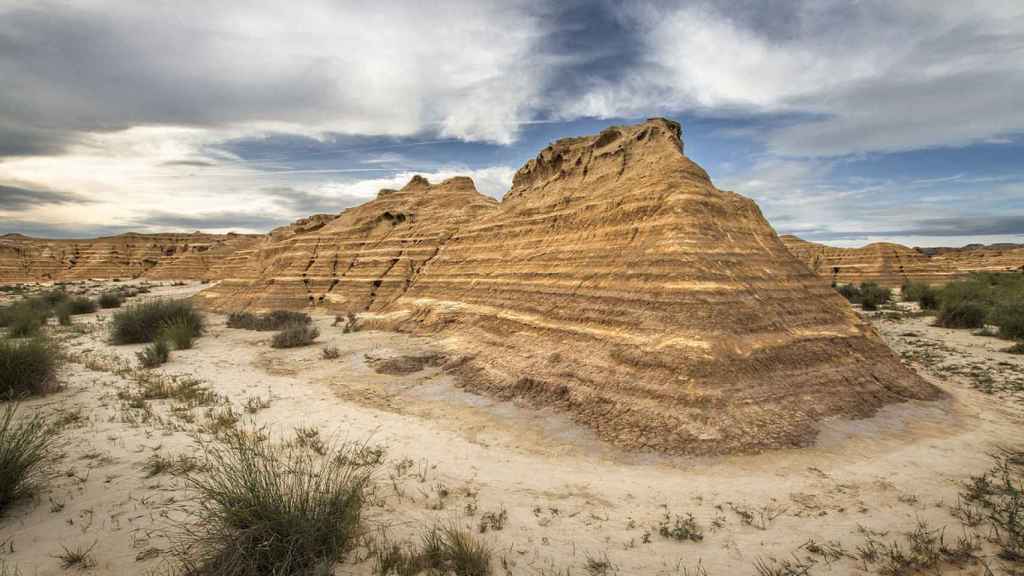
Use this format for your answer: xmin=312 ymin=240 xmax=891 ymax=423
xmin=0 ymin=232 xmax=260 ymax=282
xmin=781 ymin=235 xmax=1024 ymax=287
xmin=200 ymin=118 xmax=939 ymax=455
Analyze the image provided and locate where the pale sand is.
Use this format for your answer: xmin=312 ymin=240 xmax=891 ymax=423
xmin=1 ymin=283 xmax=1022 ymax=574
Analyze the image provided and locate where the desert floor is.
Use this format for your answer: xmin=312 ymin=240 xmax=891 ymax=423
xmin=2 ymin=281 xmax=1023 ymax=575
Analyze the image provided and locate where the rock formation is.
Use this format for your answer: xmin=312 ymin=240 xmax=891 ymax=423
xmin=200 ymin=118 xmax=938 ymax=455
xmin=0 ymin=232 xmax=259 ymax=282
xmin=781 ymin=235 xmax=1024 ymax=287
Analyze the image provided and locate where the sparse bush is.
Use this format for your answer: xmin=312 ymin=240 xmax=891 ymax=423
xmin=321 ymin=346 xmax=340 ymax=360
xmin=858 ymin=282 xmax=892 ymax=311
xmin=0 ymin=404 xmax=59 ymax=513
xmin=56 ymin=306 xmax=72 ymax=326
xmin=175 ymin=429 xmax=373 ymax=576
xmin=111 ymin=299 xmax=204 ymax=344
xmin=992 ymin=302 xmax=1024 ymax=340
xmin=271 ymin=323 xmax=319 ymax=349
xmin=64 ymin=296 xmax=97 ymax=315
xmin=98 ymin=291 xmax=123 ymax=309
xmin=658 ymin=511 xmax=704 ymax=542
xmin=56 ymin=542 xmax=97 ymax=570
xmin=0 ymin=336 xmax=60 ymax=398
xmin=137 ymin=340 xmax=170 ymax=368
xmin=161 ymin=317 xmax=197 ymax=350
xmin=4 ymin=304 xmax=48 ymax=338
xmin=902 ymin=281 xmax=940 ymax=310
xmin=936 ymin=301 xmax=987 ymax=329
xmin=835 ymin=283 xmax=860 ymax=302
xmin=227 ymin=310 xmax=311 ymax=331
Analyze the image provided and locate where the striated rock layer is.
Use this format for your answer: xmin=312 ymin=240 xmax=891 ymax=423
xmin=200 ymin=119 xmax=938 ymax=455
xmin=781 ymin=235 xmax=1024 ymax=287
xmin=0 ymin=232 xmax=260 ymax=282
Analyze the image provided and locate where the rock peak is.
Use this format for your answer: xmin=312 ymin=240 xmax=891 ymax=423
xmin=401 ymin=175 xmax=430 ymax=191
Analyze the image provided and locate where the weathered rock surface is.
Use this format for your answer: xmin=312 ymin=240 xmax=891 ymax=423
xmin=0 ymin=232 xmax=259 ymax=282
xmin=200 ymin=118 xmax=938 ymax=455
xmin=781 ymin=235 xmax=1024 ymax=287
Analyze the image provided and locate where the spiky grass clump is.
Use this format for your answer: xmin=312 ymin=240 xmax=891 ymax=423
xmin=226 ymin=310 xmax=311 ymax=332
xmin=0 ymin=404 xmax=59 ymax=513
xmin=111 ymin=299 xmax=204 ymax=344
xmin=137 ymin=339 xmax=170 ymax=368
xmin=161 ymin=316 xmax=197 ymax=350
xmin=271 ymin=323 xmax=319 ymax=349
xmin=98 ymin=291 xmax=123 ymax=309
xmin=64 ymin=296 xmax=97 ymax=315
xmin=374 ymin=524 xmax=493 ymax=576
xmin=175 ymin=430 xmax=373 ymax=576
xmin=0 ymin=337 xmax=60 ymax=398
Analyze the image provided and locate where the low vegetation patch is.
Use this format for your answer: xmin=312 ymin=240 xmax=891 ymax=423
xmin=3 ymin=304 xmax=48 ymax=338
xmin=226 ymin=310 xmax=311 ymax=331
xmin=271 ymin=323 xmax=319 ymax=349
xmin=959 ymin=446 xmax=1024 ymax=561
xmin=174 ymin=429 xmax=373 ymax=576
xmin=0 ymin=336 xmax=60 ymax=398
xmin=932 ymin=273 xmax=1024 ymax=336
xmin=111 ymin=299 xmax=204 ymax=344
xmin=136 ymin=339 xmax=170 ymax=368
xmin=0 ymin=404 xmax=59 ymax=514
xmin=373 ymin=524 xmax=493 ymax=576
xmin=902 ymin=280 xmax=940 ymax=310
xmin=98 ymin=291 xmax=123 ymax=309
xmin=161 ymin=316 xmax=197 ymax=350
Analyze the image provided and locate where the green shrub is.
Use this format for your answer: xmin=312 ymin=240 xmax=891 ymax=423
xmin=919 ymin=290 xmax=939 ymax=310
xmin=227 ymin=310 xmax=311 ymax=331
xmin=111 ymin=300 xmax=204 ymax=344
xmin=835 ymin=284 xmax=861 ymax=302
xmin=161 ymin=317 xmax=196 ymax=350
xmin=0 ymin=337 xmax=60 ymax=399
xmin=271 ymin=323 xmax=319 ymax=349
xmin=5 ymin=304 xmax=48 ymax=338
xmin=98 ymin=291 xmax=123 ymax=309
xmin=137 ymin=339 xmax=170 ymax=368
xmin=859 ymin=282 xmax=892 ymax=311
xmin=936 ymin=301 xmax=988 ymax=329
xmin=56 ymin=306 xmax=72 ymax=326
xmin=902 ymin=281 xmax=940 ymax=310
xmin=0 ymin=403 xmax=59 ymax=513
xmin=64 ymin=296 xmax=97 ymax=315
xmin=991 ymin=302 xmax=1024 ymax=340
xmin=175 ymin=429 xmax=372 ymax=576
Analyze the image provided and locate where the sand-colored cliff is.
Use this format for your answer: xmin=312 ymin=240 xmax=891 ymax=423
xmin=199 ymin=119 xmax=937 ymax=455
xmin=0 ymin=232 xmax=260 ymax=282
xmin=781 ymin=235 xmax=1024 ymax=287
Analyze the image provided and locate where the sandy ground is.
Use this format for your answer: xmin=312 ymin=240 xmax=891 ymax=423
xmin=2 ymin=283 xmax=1023 ymax=575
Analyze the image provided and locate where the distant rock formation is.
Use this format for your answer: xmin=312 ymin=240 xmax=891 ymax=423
xmin=781 ymin=235 xmax=1024 ymax=287
xmin=0 ymin=232 xmax=260 ymax=282
xmin=200 ymin=118 xmax=938 ymax=455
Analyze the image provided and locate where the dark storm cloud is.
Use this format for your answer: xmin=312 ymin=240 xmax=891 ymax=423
xmin=140 ymin=210 xmax=288 ymax=231
xmin=795 ymin=216 xmax=1024 ymax=241
xmin=0 ymin=220 xmax=136 ymax=239
xmin=261 ymin=187 xmax=365 ymax=215
xmin=0 ymin=183 xmax=92 ymax=211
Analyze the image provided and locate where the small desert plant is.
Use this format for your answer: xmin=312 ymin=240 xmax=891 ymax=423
xmin=321 ymin=346 xmax=340 ymax=360
xmin=111 ymin=299 xmax=204 ymax=344
xmin=226 ymin=310 xmax=311 ymax=331
xmin=142 ymin=453 xmax=201 ymax=478
xmin=137 ymin=339 xmax=170 ymax=368
xmin=161 ymin=316 xmax=197 ymax=350
xmin=0 ymin=336 xmax=60 ymax=398
xmin=98 ymin=291 xmax=123 ymax=309
xmin=174 ymin=429 xmax=373 ymax=576
xmin=658 ymin=510 xmax=704 ymax=542
xmin=55 ymin=542 xmax=97 ymax=569
xmin=835 ymin=283 xmax=861 ymax=302
xmin=858 ymin=282 xmax=892 ymax=311
xmin=333 ymin=312 xmax=359 ymax=333
xmin=420 ymin=524 xmax=492 ymax=576
xmin=0 ymin=404 xmax=59 ymax=513
xmin=271 ymin=323 xmax=319 ymax=349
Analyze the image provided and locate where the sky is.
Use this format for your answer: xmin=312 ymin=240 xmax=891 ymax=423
xmin=0 ymin=1 xmax=1022 ymax=247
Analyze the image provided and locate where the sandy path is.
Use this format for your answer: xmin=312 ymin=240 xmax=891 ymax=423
xmin=1 ymin=284 xmax=1022 ymax=575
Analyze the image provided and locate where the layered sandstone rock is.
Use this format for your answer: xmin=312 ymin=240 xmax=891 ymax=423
xmin=781 ymin=236 xmax=1024 ymax=287
xmin=0 ymin=232 xmax=259 ymax=282
xmin=200 ymin=118 xmax=938 ymax=455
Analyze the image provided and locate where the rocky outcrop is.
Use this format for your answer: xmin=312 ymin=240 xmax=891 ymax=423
xmin=200 ymin=118 xmax=938 ymax=455
xmin=0 ymin=232 xmax=260 ymax=282
xmin=781 ymin=235 xmax=1024 ymax=287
